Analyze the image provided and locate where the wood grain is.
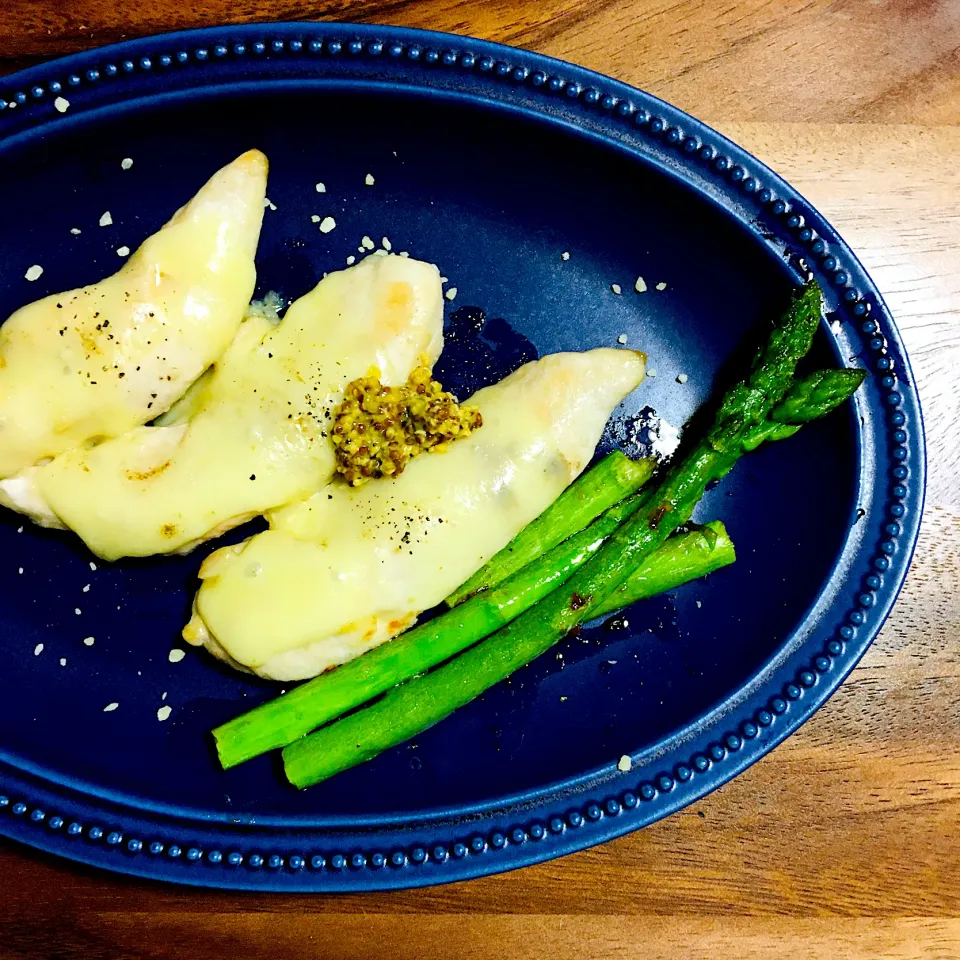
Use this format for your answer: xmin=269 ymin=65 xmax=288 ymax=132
xmin=1 ymin=4 xmax=959 ymax=959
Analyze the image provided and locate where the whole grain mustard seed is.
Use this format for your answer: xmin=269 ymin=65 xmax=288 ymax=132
xmin=332 ymin=365 xmax=482 ymax=487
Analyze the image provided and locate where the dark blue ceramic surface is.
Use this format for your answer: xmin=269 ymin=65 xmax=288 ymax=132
xmin=0 ymin=24 xmax=924 ymax=890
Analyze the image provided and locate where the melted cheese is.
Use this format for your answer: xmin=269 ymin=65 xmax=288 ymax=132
xmin=185 ymin=348 xmax=646 ymax=680
xmin=5 ymin=255 xmax=443 ymax=558
xmin=0 ymin=150 xmax=267 ymax=477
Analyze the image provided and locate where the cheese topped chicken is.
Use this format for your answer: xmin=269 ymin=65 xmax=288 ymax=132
xmin=0 ymin=150 xmax=267 ymax=478
xmin=185 ymin=348 xmax=646 ymax=680
xmin=0 ymin=255 xmax=444 ymax=558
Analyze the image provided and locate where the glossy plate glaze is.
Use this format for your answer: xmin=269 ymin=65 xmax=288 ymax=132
xmin=0 ymin=23 xmax=924 ymax=890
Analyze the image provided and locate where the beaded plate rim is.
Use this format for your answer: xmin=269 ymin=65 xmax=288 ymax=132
xmin=0 ymin=22 xmax=925 ymax=890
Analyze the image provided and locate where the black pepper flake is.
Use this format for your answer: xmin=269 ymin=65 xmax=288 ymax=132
xmin=249 ymin=474 xmax=256 ymax=481
xmin=118 ymin=372 xmax=125 ymax=378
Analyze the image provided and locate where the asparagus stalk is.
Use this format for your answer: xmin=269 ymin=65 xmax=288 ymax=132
xmin=446 ymin=452 xmax=655 ymax=607
xmin=282 ymin=282 xmax=834 ymax=788
xmin=282 ymin=522 xmax=735 ymax=788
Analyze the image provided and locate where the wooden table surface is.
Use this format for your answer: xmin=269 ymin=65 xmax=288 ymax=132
xmin=1 ymin=3 xmax=957 ymax=958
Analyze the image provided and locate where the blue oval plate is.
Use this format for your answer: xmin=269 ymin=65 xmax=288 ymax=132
xmin=0 ymin=23 xmax=924 ymax=890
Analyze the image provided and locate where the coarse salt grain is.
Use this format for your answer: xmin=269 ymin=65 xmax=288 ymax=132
xmin=17 ymin=526 xmax=23 ymax=533
xmin=617 ymin=755 xmax=632 ymax=772
xmin=263 ymin=198 xmax=277 ymax=211
xmin=318 ymin=216 xmax=336 ymax=234
xmin=17 ymin=567 xmax=23 ymax=575
xmin=655 ymin=281 xmax=667 ymax=291
xmin=696 ymin=600 xmax=702 ymax=608
xmin=162 ymin=691 xmax=168 ymax=701
xmin=382 ymin=237 xmax=392 ymax=250
xmin=54 ymin=96 xmax=70 ymax=113
xmin=116 ymin=245 xmax=130 ymax=257
xmin=361 ymin=235 xmax=375 ymax=250
xmin=310 ymin=214 xmax=321 ymax=223
xmin=364 ymin=173 xmax=375 ymax=186
xmin=561 ymin=251 xmax=570 ymax=261
xmin=559 ymin=696 xmax=568 ymax=702
xmin=74 ymin=607 xmax=81 ymax=615
xmin=24 ymin=265 xmax=43 ymax=282
xmin=99 ymin=211 xmax=113 ymax=227
xmin=34 ymin=643 xmax=43 ymax=656
xmin=157 ymin=705 xmax=172 ymax=722
xmin=647 ymin=368 xmax=658 ymax=378
xmin=617 ymin=334 xmax=628 ymax=344
xmin=82 ymin=584 xmax=90 ymax=593
xmin=445 ymin=287 xmax=458 ymax=301
xmin=103 ymin=702 xmax=119 ymax=712
xmin=83 ymin=637 xmax=95 ymax=646
xmin=611 ymin=283 xmax=622 ymax=295
xmin=399 ymin=251 xmax=409 ymax=257
xmin=373 ymin=249 xmax=388 ymax=257
xmin=89 ymin=561 xmax=97 ymax=571
xmin=315 ymin=182 xmax=326 ymax=193
xmin=69 ymin=227 xmax=81 ymax=235
xmin=635 ymin=276 xmax=647 ymax=293
xmin=830 ymin=319 xmax=842 ymax=333
xmin=676 ymin=373 xmax=688 ymax=384
xmin=168 ymin=649 xmax=185 ymax=663
xmin=346 ymin=255 xmax=356 ymax=265
xmin=60 ymin=658 xmax=67 ymax=666
xmin=120 ymin=157 xmax=133 ymax=170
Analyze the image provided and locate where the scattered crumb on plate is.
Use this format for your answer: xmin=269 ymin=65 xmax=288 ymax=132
xmin=445 ymin=287 xmax=458 ymax=301
xmin=364 ymin=173 xmax=375 ymax=186
xmin=318 ymin=216 xmax=336 ymax=234
xmin=168 ymin=649 xmax=185 ymax=663
xmin=617 ymin=755 xmax=632 ymax=772
xmin=157 ymin=705 xmax=172 ymax=722
xmin=103 ymin=702 xmax=119 ymax=712
xmin=655 ymin=281 xmax=667 ymax=291
xmin=99 ymin=211 xmax=113 ymax=227
xmin=635 ymin=276 xmax=647 ymax=293
xmin=54 ymin=96 xmax=70 ymax=113
xmin=120 ymin=157 xmax=133 ymax=170
xmin=310 ymin=214 xmax=320 ymax=223
xmin=676 ymin=373 xmax=688 ymax=384
xmin=611 ymin=283 xmax=622 ymax=295
xmin=24 ymin=265 xmax=43 ymax=282
xmin=116 ymin=245 xmax=130 ymax=257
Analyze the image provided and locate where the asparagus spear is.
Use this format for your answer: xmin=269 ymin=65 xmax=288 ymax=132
xmin=446 ymin=452 xmax=655 ymax=607
xmin=283 ymin=282 xmax=839 ymax=788
xmin=283 ymin=522 xmax=735 ymax=788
